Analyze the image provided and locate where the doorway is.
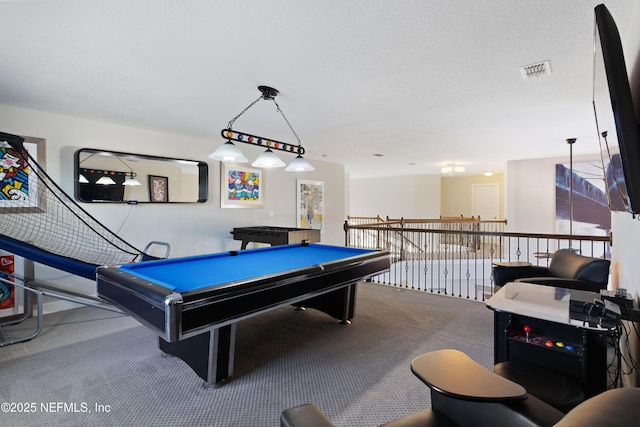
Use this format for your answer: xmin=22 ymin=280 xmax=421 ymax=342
xmin=472 ymin=183 xmax=500 ymax=219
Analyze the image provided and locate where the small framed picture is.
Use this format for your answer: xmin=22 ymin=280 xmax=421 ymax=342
xmin=149 ymin=175 xmax=168 ymax=202
xmin=221 ymin=163 xmax=263 ymax=208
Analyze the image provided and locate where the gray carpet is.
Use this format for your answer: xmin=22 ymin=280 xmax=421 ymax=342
xmin=0 ymin=283 xmax=493 ymax=426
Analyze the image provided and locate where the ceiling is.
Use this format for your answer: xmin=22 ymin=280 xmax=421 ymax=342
xmin=0 ymin=0 xmax=637 ymax=178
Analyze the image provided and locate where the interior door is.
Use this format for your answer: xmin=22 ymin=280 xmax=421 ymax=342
xmin=472 ymin=183 xmax=500 ymax=219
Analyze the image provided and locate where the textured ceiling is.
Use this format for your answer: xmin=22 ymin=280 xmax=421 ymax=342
xmin=0 ymin=0 xmax=637 ymax=178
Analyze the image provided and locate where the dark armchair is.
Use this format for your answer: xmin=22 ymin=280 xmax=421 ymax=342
xmin=492 ymin=249 xmax=610 ymax=293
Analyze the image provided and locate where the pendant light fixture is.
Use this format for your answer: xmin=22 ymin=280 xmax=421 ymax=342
xmin=123 ymin=172 xmax=142 ymax=186
xmin=208 ymin=140 xmax=249 ymax=163
xmin=96 ymin=175 xmax=116 ymax=185
xmin=210 ymin=86 xmax=314 ymax=171
xmin=285 ymin=154 xmax=315 ymax=172
xmin=252 ymin=148 xmax=286 ymax=168
xmin=115 ymin=156 xmax=142 ymax=186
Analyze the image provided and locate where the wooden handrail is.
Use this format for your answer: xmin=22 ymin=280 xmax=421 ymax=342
xmin=348 ymin=216 xmax=508 ymax=225
xmin=346 ymin=223 xmax=611 ymax=242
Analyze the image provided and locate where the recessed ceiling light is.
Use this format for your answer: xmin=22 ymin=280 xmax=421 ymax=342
xmin=373 ymin=153 xmax=384 ymax=157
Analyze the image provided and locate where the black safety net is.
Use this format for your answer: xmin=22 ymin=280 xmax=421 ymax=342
xmin=0 ymin=131 xmax=144 ymax=278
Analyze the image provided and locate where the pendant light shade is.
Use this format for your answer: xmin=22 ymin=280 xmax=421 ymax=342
xmin=209 ymin=141 xmax=249 ymax=163
xmin=251 ymin=148 xmax=286 ymax=168
xmin=96 ymin=176 xmax=116 ymax=185
xmin=123 ymin=172 xmax=142 ymax=186
xmin=285 ymin=154 xmax=315 ymax=172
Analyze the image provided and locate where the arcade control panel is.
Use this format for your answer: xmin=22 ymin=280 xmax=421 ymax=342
xmin=508 ymin=326 xmax=583 ymax=356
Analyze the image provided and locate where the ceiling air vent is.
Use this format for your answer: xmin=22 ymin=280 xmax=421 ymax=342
xmin=519 ymin=60 xmax=551 ymax=79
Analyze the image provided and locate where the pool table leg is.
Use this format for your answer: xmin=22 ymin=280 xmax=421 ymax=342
xmin=295 ymin=282 xmax=357 ymax=324
xmin=158 ymin=323 xmax=237 ymax=388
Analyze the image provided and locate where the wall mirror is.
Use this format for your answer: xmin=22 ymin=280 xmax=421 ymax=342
xmin=74 ymin=148 xmax=208 ymax=203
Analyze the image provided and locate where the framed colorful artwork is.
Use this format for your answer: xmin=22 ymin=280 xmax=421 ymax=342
xmin=0 ymin=251 xmax=28 ymax=320
xmin=220 ymin=163 xmax=264 ymax=208
xmin=149 ymin=175 xmax=169 ymax=202
xmin=296 ymin=179 xmax=324 ymax=231
xmin=0 ymin=135 xmax=46 ymax=213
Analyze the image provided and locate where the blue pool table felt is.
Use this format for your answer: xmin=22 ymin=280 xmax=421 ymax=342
xmin=117 ymin=244 xmax=374 ymax=292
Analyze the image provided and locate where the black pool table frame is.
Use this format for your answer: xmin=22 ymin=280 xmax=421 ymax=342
xmin=96 ymin=247 xmax=390 ymax=387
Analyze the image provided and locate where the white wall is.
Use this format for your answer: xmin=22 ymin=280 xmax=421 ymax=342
xmin=610 ymin=212 xmax=639 ymax=292
xmin=1 ymin=103 xmax=346 ymax=310
xmin=349 ymin=175 xmax=441 ymax=218
xmin=505 ymin=153 xmax=603 ymax=233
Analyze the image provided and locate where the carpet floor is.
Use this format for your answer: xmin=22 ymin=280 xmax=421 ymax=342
xmin=0 ymin=283 xmax=493 ymax=426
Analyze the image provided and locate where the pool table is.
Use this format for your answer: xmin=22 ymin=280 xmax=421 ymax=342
xmin=96 ymin=243 xmax=389 ymax=386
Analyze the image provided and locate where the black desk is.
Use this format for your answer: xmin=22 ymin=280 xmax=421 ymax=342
xmin=231 ymin=226 xmax=321 ymax=249
xmin=486 ymin=282 xmax=608 ymax=397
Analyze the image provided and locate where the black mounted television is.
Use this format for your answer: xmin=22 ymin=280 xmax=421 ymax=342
xmin=593 ymin=4 xmax=640 ymax=215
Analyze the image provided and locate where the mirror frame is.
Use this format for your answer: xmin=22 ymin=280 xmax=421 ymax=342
xmin=74 ymin=148 xmax=208 ymax=204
